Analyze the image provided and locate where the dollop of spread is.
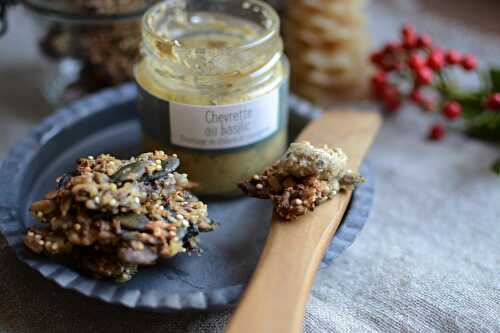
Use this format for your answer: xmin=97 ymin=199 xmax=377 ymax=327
xmin=239 ymin=141 xmax=364 ymax=220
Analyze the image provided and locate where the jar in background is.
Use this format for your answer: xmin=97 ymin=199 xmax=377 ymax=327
xmin=23 ymin=0 xmax=156 ymax=105
xmin=135 ymin=0 xmax=289 ymax=197
xmin=284 ymin=0 xmax=371 ymax=107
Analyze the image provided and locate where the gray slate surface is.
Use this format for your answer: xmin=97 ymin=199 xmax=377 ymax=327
xmin=1 ymin=0 xmax=499 ymax=332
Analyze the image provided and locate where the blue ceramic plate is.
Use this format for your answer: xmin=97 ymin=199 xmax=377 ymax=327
xmin=0 ymin=84 xmax=375 ymax=312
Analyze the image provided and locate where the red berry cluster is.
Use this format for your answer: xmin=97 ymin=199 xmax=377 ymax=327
xmin=369 ymin=24 xmax=500 ymax=140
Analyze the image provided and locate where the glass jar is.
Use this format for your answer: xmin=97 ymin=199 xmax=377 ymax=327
xmin=135 ymin=0 xmax=289 ymax=197
xmin=22 ymin=0 xmax=155 ymax=105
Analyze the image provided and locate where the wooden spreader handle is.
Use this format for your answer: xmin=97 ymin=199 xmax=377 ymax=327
xmin=226 ymin=111 xmax=382 ymax=333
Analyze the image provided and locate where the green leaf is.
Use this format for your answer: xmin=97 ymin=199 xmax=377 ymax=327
xmin=489 ymin=68 xmax=500 ymax=92
xmin=491 ymin=158 xmax=500 ymax=175
xmin=453 ymin=93 xmax=484 ymax=119
xmin=465 ymin=112 xmax=500 ymax=141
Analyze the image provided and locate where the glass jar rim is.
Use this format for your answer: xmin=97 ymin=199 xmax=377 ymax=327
xmin=142 ymin=0 xmax=280 ymax=53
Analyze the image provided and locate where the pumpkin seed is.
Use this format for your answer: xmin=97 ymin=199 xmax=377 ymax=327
xmin=144 ymin=156 xmax=180 ymax=181
xmin=110 ymin=161 xmax=146 ymax=182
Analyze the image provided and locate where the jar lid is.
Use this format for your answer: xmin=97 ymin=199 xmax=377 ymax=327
xmin=22 ymin=0 xmax=156 ymax=22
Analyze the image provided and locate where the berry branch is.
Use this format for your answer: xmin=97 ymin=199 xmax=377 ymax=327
xmin=370 ymin=24 xmax=500 ymax=142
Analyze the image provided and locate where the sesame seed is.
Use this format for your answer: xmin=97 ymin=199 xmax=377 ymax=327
xmin=51 ymin=244 xmax=58 ymax=251
xmin=27 ymin=231 xmax=34 ymax=237
xmin=88 ymin=156 xmax=94 ymax=160
xmin=294 ymin=199 xmax=303 ymax=205
xmin=35 ymin=234 xmax=42 ymax=240
xmin=168 ymin=231 xmax=176 ymax=237
xmin=252 ymin=175 xmax=260 ymax=180
xmin=94 ymin=197 xmax=100 ymax=204
xmin=109 ymin=199 xmax=117 ymax=206
xmin=74 ymin=224 xmax=81 ymax=231
xmin=256 ymin=183 xmax=263 ymax=190
xmin=135 ymin=197 xmax=140 ymax=204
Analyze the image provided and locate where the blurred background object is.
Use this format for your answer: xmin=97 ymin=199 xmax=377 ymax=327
xmin=9 ymin=0 xmax=156 ymax=105
xmin=2 ymin=0 xmax=371 ymax=108
xmin=283 ymin=0 xmax=371 ymax=108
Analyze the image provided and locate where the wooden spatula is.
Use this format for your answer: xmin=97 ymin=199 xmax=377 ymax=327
xmin=226 ymin=110 xmax=382 ymax=333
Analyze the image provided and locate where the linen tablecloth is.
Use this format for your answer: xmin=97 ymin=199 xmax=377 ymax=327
xmin=0 ymin=1 xmax=499 ymax=332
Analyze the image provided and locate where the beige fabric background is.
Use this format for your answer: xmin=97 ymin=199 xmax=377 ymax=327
xmin=0 ymin=1 xmax=499 ymax=332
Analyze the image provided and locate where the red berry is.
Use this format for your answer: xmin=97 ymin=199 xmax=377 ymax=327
xmin=403 ymin=35 xmax=418 ymax=49
xmin=372 ymin=71 xmax=386 ymax=86
xmin=461 ymin=54 xmax=478 ymax=71
xmin=421 ymin=98 xmax=435 ymax=112
xmin=427 ymin=49 xmax=445 ymax=71
xmin=401 ymin=25 xmax=417 ymax=49
xmin=445 ymin=50 xmax=462 ymax=65
xmin=410 ymin=90 xmax=435 ymax=111
xmin=370 ymin=52 xmax=384 ymax=66
xmin=371 ymin=72 xmax=388 ymax=99
xmin=442 ymin=101 xmax=462 ymax=120
xmin=417 ymin=34 xmax=432 ymax=48
xmin=410 ymin=90 xmax=423 ymax=103
xmin=415 ymin=67 xmax=434 ymax=85
xmin=402 ymin=24 xmax=415 ymax=38
xmin=429 ymin=124 xmax=446 ymax=140
xmin=383 ymin=42 xmax=400 ymax=54
xmin=382 ymin=86 xmax=401 ymax=111
xmin=487 ymin=93 xmax=500 ymax=110
xmin=384 ymin=97 xmax=401 ymax=111
xmin=408 ymin=53 xmax=426 ymax=70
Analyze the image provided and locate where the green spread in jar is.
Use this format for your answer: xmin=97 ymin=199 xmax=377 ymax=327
xmin=135 ymin=0 xmax=289 ymax=197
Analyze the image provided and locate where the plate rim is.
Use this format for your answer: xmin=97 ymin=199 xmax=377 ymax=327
xmin=0 ymin=83 xmax=374 ymax=312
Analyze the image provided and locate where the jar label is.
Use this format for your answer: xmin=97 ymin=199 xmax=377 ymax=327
xmin=170 ymin=89 xmax=279 ymax=149
xmin=139 ymin=82 xmax=288 ymax=151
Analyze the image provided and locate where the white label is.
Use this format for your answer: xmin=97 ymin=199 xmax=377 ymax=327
xmin=169 ymin=88 xmax=280 ymax=149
